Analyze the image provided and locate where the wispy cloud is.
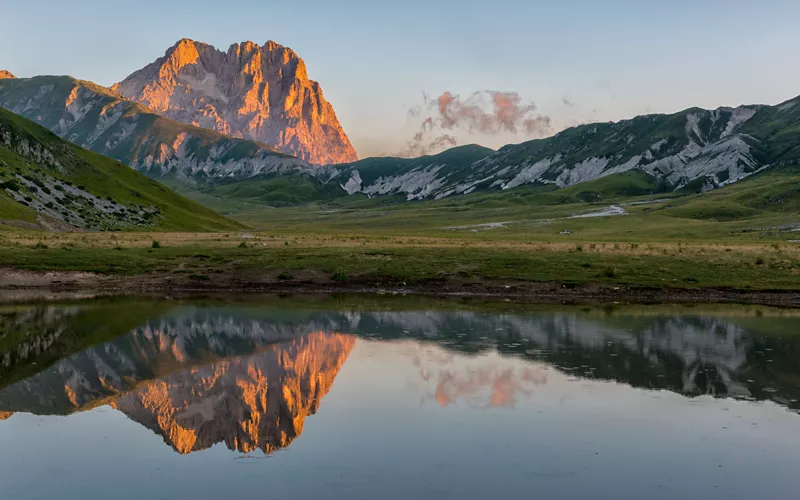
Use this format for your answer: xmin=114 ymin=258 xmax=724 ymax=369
xmin=397 ymin=90 xmax=553 ymax=157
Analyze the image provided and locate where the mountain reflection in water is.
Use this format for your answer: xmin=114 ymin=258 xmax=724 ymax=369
xmin=1 ymin=300 xmax=799 ymax=458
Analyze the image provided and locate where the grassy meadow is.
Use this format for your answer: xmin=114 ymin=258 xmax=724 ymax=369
xmin=1 ymin=165 xmax=799 ymax=292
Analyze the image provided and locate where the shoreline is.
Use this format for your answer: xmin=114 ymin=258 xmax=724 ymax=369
xmin=2 ymin=269 xmax=799 ymax=307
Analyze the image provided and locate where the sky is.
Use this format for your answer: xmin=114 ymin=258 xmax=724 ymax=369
xmin=2 ymin=0 xmax=800 ymax=158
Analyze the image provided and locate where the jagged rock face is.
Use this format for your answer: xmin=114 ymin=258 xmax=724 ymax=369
xmin=0 ymin=70 xmax=15 ymax=80
xmin=0 ymin=307 xmax=355 ymax=455
xmin=112 ymin=333 xmax=355 ymax=454
xmin=113 ymin=39 xmax=358 ymax=166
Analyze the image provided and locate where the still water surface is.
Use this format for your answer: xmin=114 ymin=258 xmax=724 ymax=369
xmin=1 ymin=297 xmax=800 ymax=499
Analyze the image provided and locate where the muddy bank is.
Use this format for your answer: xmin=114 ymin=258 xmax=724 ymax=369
xmin=1 ymin=268 xmax=799 ymax=307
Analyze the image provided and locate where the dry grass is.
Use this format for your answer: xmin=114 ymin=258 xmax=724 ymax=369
xmin=2 ymin=230 xmax=798 ymax=259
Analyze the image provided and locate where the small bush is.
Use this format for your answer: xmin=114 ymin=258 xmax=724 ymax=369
xmin=604 ymin=266 xmax=618 ymax=278
xmin=581 ymin=262 xmax=592 ymax=268
xmin=238 ymin=241 xmax=248 ymax=248
xmin=190 ymin=273 xmax=210 ymax=281
xmin=151 ymin=240 xmax=161 ymax=249
xmin=332 ymin=269 xmax=349 ymax=282
xmin=755 ymin=257 xmax=765 ymax=266
xmin=32 ymin=241 xmax=48 ymax=249
xmin=278 ymin=272 xmax=292 ymax=280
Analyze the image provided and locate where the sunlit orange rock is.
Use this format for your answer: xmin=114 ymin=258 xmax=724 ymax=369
xmin=0 ymin=70 xmax=15 ymax=80
xmin=112 ymin=39 xmax=358 ymax=165
xmin=110 ymin=332 xmax=355 ymax=454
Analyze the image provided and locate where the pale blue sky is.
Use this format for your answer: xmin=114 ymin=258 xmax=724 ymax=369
xmin=2 ymin=0 xmax=799 ymax=157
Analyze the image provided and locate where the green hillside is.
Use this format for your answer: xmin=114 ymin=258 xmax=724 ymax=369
xmin=0 ymin=107 xmax=244 ymax=231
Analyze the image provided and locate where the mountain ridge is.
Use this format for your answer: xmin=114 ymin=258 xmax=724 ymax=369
xmin=2 ymin=72 xmax=799 ymax=206
xmin=0 ymin=75 xmax=321 ymax=181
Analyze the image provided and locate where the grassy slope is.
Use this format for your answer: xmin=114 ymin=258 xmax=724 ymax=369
xmin=0 ymin=107 xmax=244 ymax=231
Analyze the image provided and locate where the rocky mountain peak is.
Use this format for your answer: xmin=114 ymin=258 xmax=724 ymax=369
xmin=0 ymin=70 xmax=15 ymax=79
xmin=112 ymin=39 xmax=357 ymax=165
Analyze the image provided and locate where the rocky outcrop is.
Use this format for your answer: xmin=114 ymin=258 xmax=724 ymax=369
xmin=0 ymin=70 xmax=15 ymax=80
xmin=113 ymin=39 xmax=358 ymax=165
xmin=112 ymin=333 xmax=354 ymax=454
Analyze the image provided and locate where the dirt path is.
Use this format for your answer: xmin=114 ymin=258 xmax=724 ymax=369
xmin=1 ymin=268 xmax=799 ymax=307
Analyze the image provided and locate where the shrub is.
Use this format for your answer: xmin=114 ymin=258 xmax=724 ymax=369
xmin=1 ymin=180 xmax=19 ymax=191
xmin=278 ymin=272 xmax=292 ymax=280
xmin=332 ymin=269 xmax=349 ymax=282
xmin=151 ymin=240 xmax=161 ymax=249
xmin=190 ymin=273 xmax=210 ymax=281
xmin=238 ymin=241 xmax=248 ymax=248
xmin=604 ymin=266 xmax=618 ymax=278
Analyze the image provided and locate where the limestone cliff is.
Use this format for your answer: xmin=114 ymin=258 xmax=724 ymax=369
xmin=111 ymin=333 xmax=355 ymax=454
xmin=113 ymin=39 xmax=358 ymax=165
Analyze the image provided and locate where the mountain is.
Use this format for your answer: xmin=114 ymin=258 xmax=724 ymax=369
xmin=0 ymin=70 xmax=14 ymax=80
xmin=3 ymin=301 xmax=799 ymax=426
xmin=3 ymin=70 xmax=799 ymax=206
xmin=190 ymin=97 xmax=800 ymax=206
xmin=334 ymin=144 xmax=495 ymax=199
xmin=0 ymin=75 xmax=318 ymax=182
xmin=113 ymin=39 xmax=358 ymax=165
xmin=0 ymin=107 xmax=242 ymax=230
xmin=194 ymin=144 xmax=497 ymax=206
xmin=331 ymin=98 xmax=800 ymax=200
xmin=113 ymin=333 xmax=354 ymax=454
xmin=0 ymin=325 xmax=354 ymax=454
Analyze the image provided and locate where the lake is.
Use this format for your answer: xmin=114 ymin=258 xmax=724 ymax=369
xmin=1 ymin=295 xmax=799 ymax=499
